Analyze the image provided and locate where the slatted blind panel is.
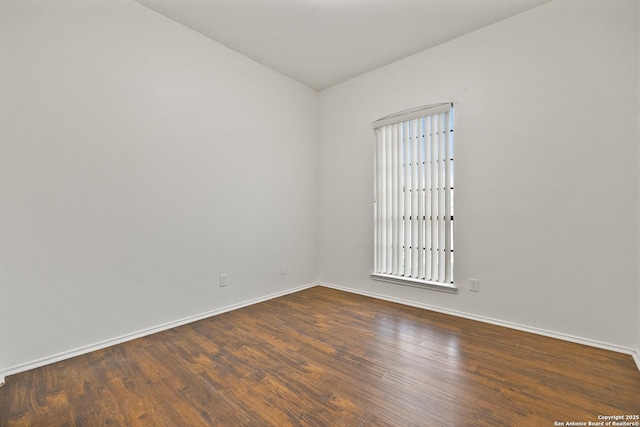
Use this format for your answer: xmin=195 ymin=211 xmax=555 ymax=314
xmin=373 ymin=103 xmax=454 ymax=285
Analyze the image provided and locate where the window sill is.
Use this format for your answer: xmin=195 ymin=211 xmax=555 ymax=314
xmin=371 ymin=273 xmax=458 ymax=294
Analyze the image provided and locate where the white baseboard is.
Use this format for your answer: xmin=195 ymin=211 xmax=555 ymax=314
xmin=632 ymin=350 xmax=640 ymax=372
xmin=318 ymin=282 xmax=640 ymax=371
xmin=3 ymin=281 xmax=638 ymax=382
xmin=0 ymin=282 xmax=317 ymax=382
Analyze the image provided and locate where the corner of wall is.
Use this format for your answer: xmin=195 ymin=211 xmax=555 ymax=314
xmin=637 ymin=0 xmax=640 ymax=373
xmin=633 ymin=350 xmax=640 ymax=372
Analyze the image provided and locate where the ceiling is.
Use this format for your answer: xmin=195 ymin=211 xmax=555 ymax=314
xmin=134 ymin=0 xmax=552 ymax=91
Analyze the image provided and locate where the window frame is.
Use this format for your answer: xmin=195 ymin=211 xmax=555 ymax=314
xmin=371 ymin=103 xmax=456 ymax=293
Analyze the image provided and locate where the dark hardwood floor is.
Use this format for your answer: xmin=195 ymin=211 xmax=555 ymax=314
xmin=1 ymin=286 xmax=639 ymax=426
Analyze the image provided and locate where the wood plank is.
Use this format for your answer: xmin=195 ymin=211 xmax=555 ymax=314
xmin=1 ymin=286 xmax=639 ymax=426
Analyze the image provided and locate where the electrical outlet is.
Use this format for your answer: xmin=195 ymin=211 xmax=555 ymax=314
xmin=470 ymin=278 xmax=480 ymax=292
xmin=219 ymin=274 xmax=228 ymax=287
xmin=280 ymin=265 xmax=287 ymax=275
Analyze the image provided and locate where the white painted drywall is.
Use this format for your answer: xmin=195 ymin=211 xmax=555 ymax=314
xmin=637 ymin=0 xmax=640 ymax=363
xmin=318 ymin=0 xmax=639 ymax=349
xmin=2 ymin=0 xmax=639 ymax=376
xmin=0 ymin=0 xmax=318 ymax=373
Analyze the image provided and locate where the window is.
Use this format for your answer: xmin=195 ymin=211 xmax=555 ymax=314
xmin=372 ymin=103 xmax=455 ymax=293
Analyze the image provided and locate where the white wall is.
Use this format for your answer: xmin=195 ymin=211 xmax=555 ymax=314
xmin=0 ymin=0 xmax=318 ymax=373
xmin=637 ymin=0 xmax=640 ymax=363
xmin=2 ymin=0 xmax=638 ymax=377
xmin=318 ymin=0 xmax=639 ymax=349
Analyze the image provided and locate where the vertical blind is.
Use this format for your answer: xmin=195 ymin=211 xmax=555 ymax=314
xmin=372 ymin=103 xmax=454 ymax=285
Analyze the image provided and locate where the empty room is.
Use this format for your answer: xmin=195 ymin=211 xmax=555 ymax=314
xmin=1 ymin=0 xmax=639 ymax=425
